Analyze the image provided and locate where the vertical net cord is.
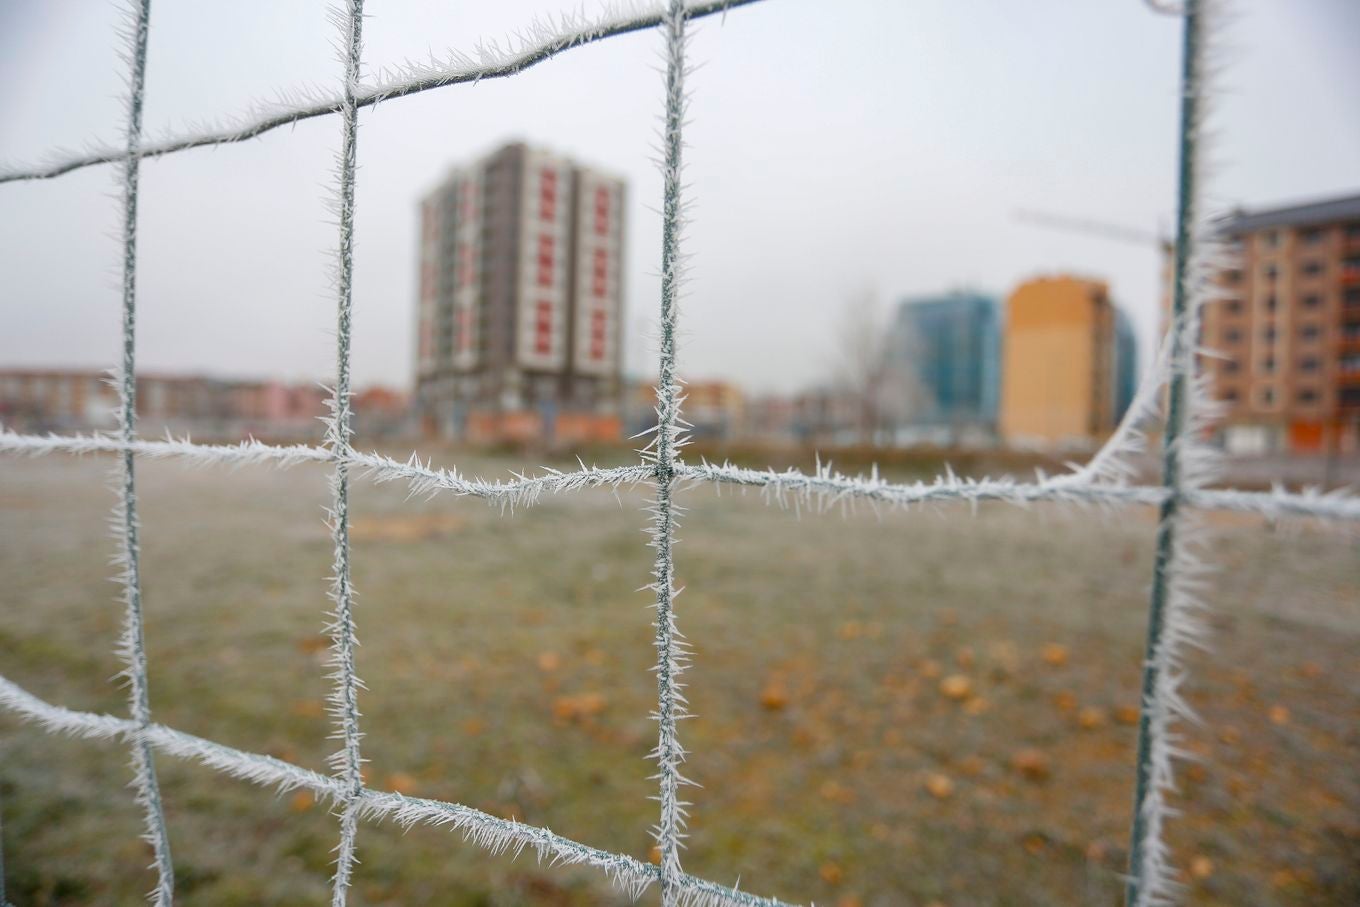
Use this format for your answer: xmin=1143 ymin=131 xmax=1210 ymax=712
xmin=648 ymin=2 xmax=690 ymax=904
xmin=0 ymin=786 xmax=7 ymax=907
xmin=1126 ymin=1 xmax=1201 ymax=904
xmin=325 ymin=2 xmax=366 ymax=904
xmin=113 ymin=0 xmax=175 ymax=902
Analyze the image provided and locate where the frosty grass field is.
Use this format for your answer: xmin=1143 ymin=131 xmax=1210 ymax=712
xmin=1 ymin=451 xmax=1356 ymax=905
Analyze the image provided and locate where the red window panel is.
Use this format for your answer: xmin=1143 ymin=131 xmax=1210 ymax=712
xmin=534 ymin=303 xmax=553 ymax=355
xmin=594 ymin=187 xmax=610 ymax=235
xmin=593 ymin=249 xmax=608 ymax=294
xmin=590 ymin=337 xmax=605 ymax=360
xmin=537 ymin=234 xmax=555 ymax=277
xmin=539 ymin=169 xmax=558 ymax=221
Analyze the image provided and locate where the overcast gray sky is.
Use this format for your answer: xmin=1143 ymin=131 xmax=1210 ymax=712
xmin=1 ymin=0 xmax=1357 ymax=394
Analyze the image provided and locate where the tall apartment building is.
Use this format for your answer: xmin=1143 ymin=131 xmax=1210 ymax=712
xmin=887 ymin=291 xmax=1001 ymax=444
xmin=1000 ymin=275 xmax=1128 ymax=448
xmin=415 ymin=142 xmax=626 ymax=444
xmin=1203 ymin=192 xmax=1360 ymax=455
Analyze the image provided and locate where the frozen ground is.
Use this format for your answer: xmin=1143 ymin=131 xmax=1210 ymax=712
xmin=0 ymin=453 xmax=1356 ymax=905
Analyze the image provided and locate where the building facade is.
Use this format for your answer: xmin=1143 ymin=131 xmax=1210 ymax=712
xmin=999 ymin=276 xmax=1125 ymax=448
xmin=887 ymin=291 xmax=1000 ymax=444
xmin=415 ymin=142 xmax=626 ymax=444
xmin=1203 ymin=192 xmax=1360 ymax=455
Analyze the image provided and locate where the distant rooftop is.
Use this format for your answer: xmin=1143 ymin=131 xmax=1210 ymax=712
xmin=1217 ymin=191 xmax=1360 ymax=235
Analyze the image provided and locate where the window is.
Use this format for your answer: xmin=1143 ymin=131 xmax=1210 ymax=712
xmin=1262 ymin=326 xmax=1276 ymax=342
xmin=1299 ymin=324 xmax=1321 ymax=342
xmin=1222 ymin=389 xmax=1238 ymax=402
xmin=1223 ymin=328 xmax=1243 ymax=344
xmin=1300 ymin=294 xmax=1322 ymax=309
xmin=594 ymin=187 xmax=611 ymax=237
xmin=1300 ymin=260 xmax=1325 ymax=277
xmin=536 ymin=233 xmax=554 ymax=287
xmin=1342 ymin=387 xmax=1360 ymax=408
xmin=1341 ymin=354 xmax=1360 ymax=374
xmin=534 ymin=301 xmax=553 ymax=354
xmin=1222 ymin=268 xmax=1244 ymax=283
xmin=1346 ymin=322 xmax=1360 ymax=341
xmin=590 ymin=308 xmax=607 ymax=360
xmin=1264 ymin=296 xmax=1277 ymax=312
xmin=538 ymin=168 xmax=557 ymax=221
xmin=1262 ymin=263 xmax=1277 ymax=280
xmin=1260 ymin=387 xmax=1275 ymax=406
xmin=1347 ymin=287 xmax=1360 ymax=308
xmin=592 ymin=248 xmax=608 ymax=297
xmin=1296 ymin=389 xmax=1319 ymax=404
xmin=1222 ymin=359 xmax=1240 ymax=374
xmin=1299 ymin=356 xmax=1321 ymax=373
xmin=1224 ymin=299 xmax=1243 ymax=315
xmin=1260 ymin=357 xmax=1275 ymax=373
xmin=1262 ymin=230 xmax=1280 ymax=249
xmin=1300 ymin=227 xmax=1325 ymax=245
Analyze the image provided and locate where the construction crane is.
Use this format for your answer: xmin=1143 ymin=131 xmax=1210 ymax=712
xmin=1014 ymin=208 xmax=1172 ymax=254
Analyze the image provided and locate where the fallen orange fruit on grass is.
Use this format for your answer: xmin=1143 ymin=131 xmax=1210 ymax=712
xmin=1041 ymin=643 xmax=1069 ymax=667
xmin=924 ymin=773 xmax=955 ymax=799
xmin=939 ymin=674 xmax=973 ymax=700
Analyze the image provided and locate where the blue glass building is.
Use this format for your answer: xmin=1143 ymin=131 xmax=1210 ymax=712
xmin=1113 ymin=306 xmax=1139 ymax=424
xmin=888 ymin=291 xmax=1001 ymax=438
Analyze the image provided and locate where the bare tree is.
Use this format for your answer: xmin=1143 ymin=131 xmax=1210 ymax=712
xmin=831 ymin=289 xmax=898 ymax=445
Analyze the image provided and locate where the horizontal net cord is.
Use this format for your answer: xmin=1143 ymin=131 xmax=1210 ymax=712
xmin=0 ymin=429 xmax=652 ymax=504
xmin=0 ymin=674 xmax=795 ymax=907
xmin=2 ymin=428 xmax=1357 ymax=521
xmin=677 ymin=461 xmax=1360 ymax=521
xmin=0 ymin=0 xmax=765 ymax=185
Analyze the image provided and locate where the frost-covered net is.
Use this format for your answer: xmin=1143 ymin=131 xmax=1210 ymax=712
xmin=0 ymin=1 xmax=1355 ymax=906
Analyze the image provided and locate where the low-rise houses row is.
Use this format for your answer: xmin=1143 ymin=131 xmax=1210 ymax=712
xmin=0 ymin=369 xmax=409 ymax=441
